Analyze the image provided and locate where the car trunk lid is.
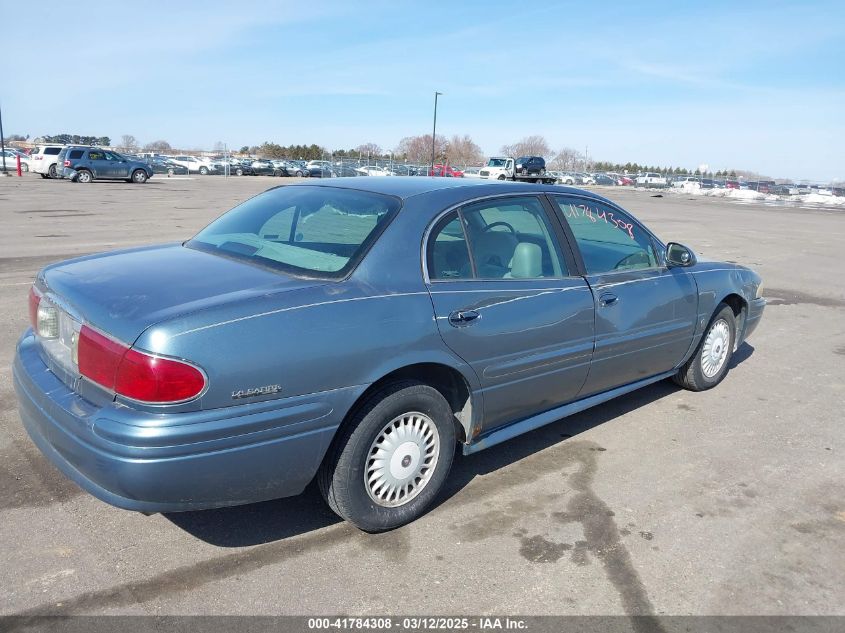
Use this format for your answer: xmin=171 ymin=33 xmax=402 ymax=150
xmin=39 ymin=242 xmax=326 ymax=345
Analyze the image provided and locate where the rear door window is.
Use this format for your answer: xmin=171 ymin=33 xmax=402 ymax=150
xmin=44 ymin=147 xmax=62 ymax=155
xmin=68 ymin=150 xmax=84 ymax=159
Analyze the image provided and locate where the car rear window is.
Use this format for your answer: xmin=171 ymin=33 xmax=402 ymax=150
xmin=188 ymin=186 xmax=400 ymax=278
xmin=44 ymin=147 xmax=62 ymax=155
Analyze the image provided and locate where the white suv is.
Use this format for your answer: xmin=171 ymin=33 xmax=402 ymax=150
xmin=170 ymin=155 xmax=218 ymax=175
xmin=29 ymin=145 xmax=65 ymax=178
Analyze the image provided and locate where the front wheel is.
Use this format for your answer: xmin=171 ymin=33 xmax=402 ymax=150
xmin=236 ymin=168 xmax=244 ymax=176
xmin=318 ymin=381 xmax=456 ymax=532
xmin=673 ymin=303 xmax=736 ymax=391
xmin=497 ymin=174 xmax=506 ymax=181
xmin=131 ymin=169 xmax=148 ymax=183
xmin=199 ymin=166 xmax=209 ymax=175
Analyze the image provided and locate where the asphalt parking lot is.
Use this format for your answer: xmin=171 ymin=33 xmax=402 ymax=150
xmin=0 ymin=173 xmax=843 ymax=617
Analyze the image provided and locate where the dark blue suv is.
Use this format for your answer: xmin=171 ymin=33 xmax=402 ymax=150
xmin=56 ymin=146 xmax=153 ymax=183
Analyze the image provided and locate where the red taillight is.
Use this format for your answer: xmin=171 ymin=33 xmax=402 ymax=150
xmin=78 ymin=326 xmax=126 ymax=390
xmin=64 ymin=160 xmax=71 ymax=167
xmin=28 ymin=287 xmax=41 ymax=330
xmin=78 ymin=325 xmax=206 ymax=403
xmin=115 ymin=349 xmax=206 ymax=403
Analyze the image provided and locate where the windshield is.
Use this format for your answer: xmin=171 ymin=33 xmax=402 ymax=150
xmin=187 ymin=186 xmax=400 ymax=278
xmin=487 ymin=158 xmax=508 ymax=167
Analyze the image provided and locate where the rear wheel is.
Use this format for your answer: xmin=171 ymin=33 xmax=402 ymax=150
xmin=199 ymin=166 xmax=209 ymax=175
xmin=76 ymin=169 xmax=93 ymax=183
xmin=167 ymin=168 xmax=175 ymax=176
xmin=131 ymin=169 xmax=148 ymax=183
xmin=40 ymin=173 xmax=48 ymax=179
xmin=236 ymin=168 xmax=244 ymax=176
xmin=318 ymin=381 xmax=456 ymax=532
xmin=48 ymin=164 xmax=57 ymax=178
xmin=673 ymin=303 xmax=736 ymax=391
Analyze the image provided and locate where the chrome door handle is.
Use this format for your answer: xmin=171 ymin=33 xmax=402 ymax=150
xmin=448 ymin=310 xmax=480 ymax=326
xmin=599 ymin=293 xmax=618 ymax=307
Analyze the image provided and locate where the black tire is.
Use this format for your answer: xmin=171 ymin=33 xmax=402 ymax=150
xmin=48 ymin=164 xmax=57 ymax=178
xmin=40 ymin=173 xmax=48 ymax=179
xmin=673 ymin=303 xmax=736 ymax=391
xmin=131 ymin=169 xmax=148 ymax=184
xmin=295 ymin=170 xmax=304 ymax=177
xmin=167 ymin=168 xmax=175 ymax=177
xmin=21 ymin=163 xmax=29 ymax=172
xmin=318 ymin=381 xmax=456 ymax=532
xmin=199 ymin=166 xmax=209 ymax=175
xmin=497 ymin=174 xmax=506 ymax=181
xmin=236 ymin=168 xmax=244 ymax=176
xmin=76 ymin=169 xmax=93 ymax=183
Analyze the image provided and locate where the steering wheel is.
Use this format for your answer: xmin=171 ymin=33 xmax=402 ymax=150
xmin=614 ymin=251 xmax=650 ymax=270
xmin=482 ymin=221 xmax=517 ymax=235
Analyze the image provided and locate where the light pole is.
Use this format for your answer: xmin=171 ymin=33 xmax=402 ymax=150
xmin=0 ymin=102 xmax=6 ymax=173
xmin=431 ymin=91 xmax=442 ymax=175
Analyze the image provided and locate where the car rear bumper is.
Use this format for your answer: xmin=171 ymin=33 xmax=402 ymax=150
xmin=13 ymin=332 xmax=356 ymax=513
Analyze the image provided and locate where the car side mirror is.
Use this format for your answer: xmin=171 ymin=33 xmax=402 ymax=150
xmin=666 ymin=242 xmax=696 ymax=267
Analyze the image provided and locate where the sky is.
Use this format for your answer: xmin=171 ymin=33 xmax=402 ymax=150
xmin=2 ymin=1 xmax=844 ymax=181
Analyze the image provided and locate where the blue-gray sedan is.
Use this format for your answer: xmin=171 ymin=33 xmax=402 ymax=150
xmin=13 ymin=178 xmax=765 ymax=531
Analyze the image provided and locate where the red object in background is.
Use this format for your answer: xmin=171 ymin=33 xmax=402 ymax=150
xmin=429 ymin=164 xmax=464 ymax=178
xmin=725 ymin=180 xmax=740 ymax=189
xmin=618 ymin=175 xmax=634 ymax=186
xmin=16 ymin=154 xmax=22 ymax=177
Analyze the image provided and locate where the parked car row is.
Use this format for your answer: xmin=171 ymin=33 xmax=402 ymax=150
xmin=8 ymin=144 xmax=843 ymax=194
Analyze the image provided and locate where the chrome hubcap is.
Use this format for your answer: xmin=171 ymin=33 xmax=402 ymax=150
xmin=701 ymin=319 xmax=730 ymax=378
xmin=365 ymin=412 xmax=440 ymax=507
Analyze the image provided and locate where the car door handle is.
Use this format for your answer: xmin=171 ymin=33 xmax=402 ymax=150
xmin=448 ymin=310 xmax=480 ymax=326
xmin=599 ymin=293 xmax=618 ymax=307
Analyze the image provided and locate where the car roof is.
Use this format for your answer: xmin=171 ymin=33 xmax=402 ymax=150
xmin=284 ymin=176 xmax=600 ymax=202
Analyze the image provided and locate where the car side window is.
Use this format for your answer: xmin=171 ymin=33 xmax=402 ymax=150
xmin=462 ymin=197 xmax=566 ymax=279
xmin=88 ymin=150 xmax=105 ymax=161
xmin=553 ymin=196 xmax=657 ymax=275
xmin=428 ymin=212 xmax=473 ymax=280
xmin=68 ymin=150 xmax=84 ymax=159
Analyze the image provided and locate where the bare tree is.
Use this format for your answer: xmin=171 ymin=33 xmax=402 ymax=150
xmin=550 ymin=147 xmax=583 ymax=171
xmin=142 ymin=140 xmax=172 ymax=152
xmin=500 ymin=135 xmax=551 ymax=159
xmin=120 ymin=134 xmax=139 ymax=153
xmin=446 ymin=134 xmax=485 ymax=168
xmin=395 ymin=134 xmax=448 ymax=164
xmin=355 ymin=142 xmax=383 ymax=158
